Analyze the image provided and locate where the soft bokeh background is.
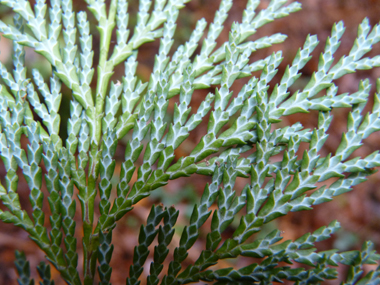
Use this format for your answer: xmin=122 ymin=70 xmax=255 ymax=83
xmin=0 ymin=0 xmax=380 ymax=284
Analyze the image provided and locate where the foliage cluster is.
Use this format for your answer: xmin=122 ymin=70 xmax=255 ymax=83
xmin=0 ymin=0 xmax=380 ymax=284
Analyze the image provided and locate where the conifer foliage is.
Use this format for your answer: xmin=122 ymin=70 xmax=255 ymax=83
xmin=0 ymin=0 xmax=380 ymax=284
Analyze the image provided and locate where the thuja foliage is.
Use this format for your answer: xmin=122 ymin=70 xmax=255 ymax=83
xmin=0 ymin=0 xmax=380 ymax=283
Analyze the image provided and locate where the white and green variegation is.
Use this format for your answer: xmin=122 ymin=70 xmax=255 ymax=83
xmin=0 ymin=0 xmax=379 ymax=284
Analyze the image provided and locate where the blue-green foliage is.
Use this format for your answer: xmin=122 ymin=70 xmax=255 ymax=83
xmin=0 ymin=0 xmax=380 ymax=284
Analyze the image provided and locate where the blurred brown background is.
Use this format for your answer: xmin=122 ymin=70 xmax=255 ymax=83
xmin=1 ymin=0 xmax=380 ymax=284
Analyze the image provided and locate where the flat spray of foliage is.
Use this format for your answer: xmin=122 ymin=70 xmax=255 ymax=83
xmin=0 ymin=0 xmax=380 ymax=284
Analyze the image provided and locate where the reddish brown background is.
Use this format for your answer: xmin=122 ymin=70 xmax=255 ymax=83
xmin=0 ymin=0 xmax=380 ymax=284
